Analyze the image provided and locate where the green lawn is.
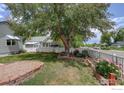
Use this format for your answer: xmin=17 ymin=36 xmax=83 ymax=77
xmin=0 ymin=53 xmax=99 ymax=85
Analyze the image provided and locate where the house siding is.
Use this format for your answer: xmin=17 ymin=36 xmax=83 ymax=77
xmin=111 ymin=41 xmax=124 ymax=47
xmin=0 ymin=23 xmax=13 ymax=37
xmin=0 ymin=39 xmax=21 ymax=55
xmin=0 ymin=39 xmax=10 ymax=54
xmin=0 ymin=22 xmax=22 ymax=55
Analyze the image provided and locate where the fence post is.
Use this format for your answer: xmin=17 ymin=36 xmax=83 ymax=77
xmin=115 ymin=54 xmax=117 ymax=65
xmin=112 ymin=54 xmax=116 ymax=64
xmin=120 ymin=59 xmax=123 ymax=79
xmin=122 ymin=59 xmax=124 ymax=78
xmin=98 ymin=50 xmax=100 ymax=59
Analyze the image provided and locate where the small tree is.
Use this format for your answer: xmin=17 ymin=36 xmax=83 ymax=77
xmin=100 ymin=32 xmax=112 ymax=46
xmin=114 ymin=28 xmax=124 ymax=42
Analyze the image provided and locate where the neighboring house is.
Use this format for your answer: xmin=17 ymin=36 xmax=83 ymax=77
xmin=111 ymin=41 xmax=124 ymax=47
xmin=0 ymin=21 xmax=23 ymax=55
xmin=24 ymin=32 xmax=59 ymax=52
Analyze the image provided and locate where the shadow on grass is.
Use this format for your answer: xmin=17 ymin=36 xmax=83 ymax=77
xmin=0 ymin=52 xmax=87 ymax=70
xmin=0 ymin=52 xmax=59 ymax=64
xmin=18 ymin=52 xmax=58 ymax=62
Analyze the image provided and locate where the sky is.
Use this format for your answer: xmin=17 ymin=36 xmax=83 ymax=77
xmin=87 ymin=3 xmax=124 ymax=44
xmin=0 ymin=3 xmax=124 ymax=44
xmin=0 ymin=4 xmax=10 ymax=21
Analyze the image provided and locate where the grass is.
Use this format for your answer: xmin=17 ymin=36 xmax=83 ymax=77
xmin=0 ymin=52 xmax=99 ymax=85
xmin=0 ymin=52 xmax=58 ymax=64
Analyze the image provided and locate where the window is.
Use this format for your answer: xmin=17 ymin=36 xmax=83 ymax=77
xmin=7 ymin=40 xmax=11 ymax=46
xmin=46 ymin=43 xmax=48 ymax=47
xmin=25 ymin=44 xmax=34 ymax=48
xmin=43 ymin=43 xmax=45 ymax=47
xmin=12 ymin=40 xmax=16 ymax=45
xmin=34 ymin=45 xmax=39 ymax=48
xmin=7 ymin=40 xmax=16 ymax=46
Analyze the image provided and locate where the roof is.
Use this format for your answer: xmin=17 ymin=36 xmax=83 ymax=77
xmin=0 ymin=21 xmax=9 ymax=25
xmin=0 ymin=21 xmax=14 ymax=38
xmin=25 ymin=36 xmax=53 ymax=44
xmin=30 ymin=36 xmax=48 ymax=42
xmin=2 ymin=35 xmax=20 ymax=40
xmin=26 ymin=34 xmax=52 ymax=42
xmin=25 ymin=31 xmax=53 ymax=44
xmin=25 ymin=42 xmax=39 ymax=45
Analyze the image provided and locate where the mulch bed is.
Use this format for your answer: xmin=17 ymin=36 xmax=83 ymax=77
xmin=57 ymin=55 xmax=85 ymax=63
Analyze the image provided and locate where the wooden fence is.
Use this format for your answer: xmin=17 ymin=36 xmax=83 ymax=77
xmin=37 ymin=47 xmax=84 ymax=53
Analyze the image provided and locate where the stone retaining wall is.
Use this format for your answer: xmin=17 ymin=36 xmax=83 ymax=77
xmin=0 ymin=61 xmax=44 ymax=85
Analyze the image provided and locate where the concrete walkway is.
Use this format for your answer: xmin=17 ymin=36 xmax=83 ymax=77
xmin=0 ymin=61 xmax=44 ymax=85
xmin=90 ymin=48 xmax=124 ymax=58
xmin=0 ymin=54 xmax=10 ymax=57
xmin=100 ymin=50 xmax=124 ymax=57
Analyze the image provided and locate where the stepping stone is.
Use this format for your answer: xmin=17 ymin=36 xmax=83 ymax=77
xmin=0 ymin=61 xmax=44 ymax=85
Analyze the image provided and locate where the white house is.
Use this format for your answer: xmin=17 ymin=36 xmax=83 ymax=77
xmin=24 ymin=32 xmax=60 ymax=52
xmin=111 ymin=41 xmax=124 ymax=47
xmin=0 ymin=21 xmax=23 ymax=55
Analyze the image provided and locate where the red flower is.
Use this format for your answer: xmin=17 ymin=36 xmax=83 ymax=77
xmin=104 ymin=58 xmax=112 ymax=63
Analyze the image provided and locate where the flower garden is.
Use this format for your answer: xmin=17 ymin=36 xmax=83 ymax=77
xmin=58 ymin=49 xmax=123 ymax=85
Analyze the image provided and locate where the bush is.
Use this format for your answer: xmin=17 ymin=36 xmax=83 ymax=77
xmin=59 ymin=52 xmax=66 ymax=56
xmin=73 ymin=49 xmax=89 ymax=58
xmin=73 ymin=49 xmax=80 ymax=57
xmin=19 ymin=49 xmax=26 ymax=53
xmin=81 ymin=50 xmax=89 ymax=58
xmin=96 ymin=60 xmax=121 ymax=79
xmin=101 ymin=47 xmax=110 ymax=50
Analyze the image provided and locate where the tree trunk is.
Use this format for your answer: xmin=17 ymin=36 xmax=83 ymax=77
xmin=60 ymin=34 xmax=70 ymax=56
xmin=56 ymin=12 xmax=70 ymax=56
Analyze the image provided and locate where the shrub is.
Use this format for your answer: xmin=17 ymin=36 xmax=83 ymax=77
xmin=101 ymin=47 xmax=110 ymax=50
xmin=19 ymin=49 xmax=26 ymax=53
xmin=73 ymin=49 xmax=80 ymax=57
xmin=81 ymin=50 xmax=89 ymax=58
xmin=73 ymin=49 xmax=89 ymax=58
xmin=59 ymin=52 xmax=66 ymax=56
xmin=96 ymin=60 xmax=121 ymax=79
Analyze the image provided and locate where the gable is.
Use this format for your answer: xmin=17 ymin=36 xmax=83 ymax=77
xmin=0 ymin=22 xmax=14 ymax=38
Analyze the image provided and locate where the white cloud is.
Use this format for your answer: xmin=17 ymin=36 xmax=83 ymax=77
xmin=86 ymin=17 xmax=124 ymax=44
xmin=112 ymin=17 xmax=124 ymax=29
xmin=0 ymin=15 xmax=3 ymax=18
xmin=112 ymin=17 xmax=124 ymax=24
xmin=116 ymin=23 xmax=124 ymax=28
xmin=0 ymin=8 xmax=5 ymax=12
xmin=0 ymin=4 xmax=6 ymax=12
xmin=86 ymin=29 xmax=102 ymax=44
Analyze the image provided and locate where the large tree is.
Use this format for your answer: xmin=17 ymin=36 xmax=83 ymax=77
xmin=7 ymin=3 xmax=114 ymax=55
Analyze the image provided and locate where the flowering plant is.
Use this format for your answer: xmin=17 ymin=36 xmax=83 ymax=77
xmin=96 ymin=60 xmax=121 ymax=79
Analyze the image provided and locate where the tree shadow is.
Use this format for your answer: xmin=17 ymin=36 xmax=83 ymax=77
xmin=16 ymin=52 xmax=59 ymax=63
